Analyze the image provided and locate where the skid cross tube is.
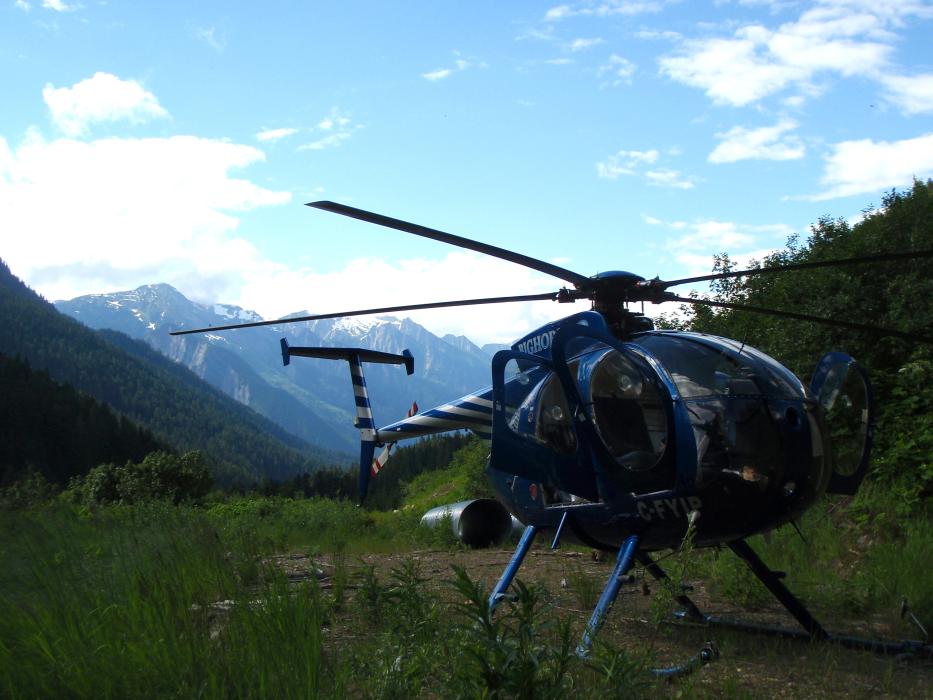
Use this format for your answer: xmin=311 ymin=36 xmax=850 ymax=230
xmin=728 ymin=539 xmax=828 ymax=640
xmin=551 ymin=511 xmax=569 ymax=550
xmin=636 ymin=550 xmax=705 ymax=621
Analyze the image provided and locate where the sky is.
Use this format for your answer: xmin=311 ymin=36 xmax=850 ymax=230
xmin=1 ymin=0 xmax=932 ymax=345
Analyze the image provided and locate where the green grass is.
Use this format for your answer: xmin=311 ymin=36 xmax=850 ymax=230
xmin=692 ymin=490 xmax=933 ymax=630
xmin=0 ymin=501 xmax=657 ymax=698
xmin=1 ymin=485 xmax=930 ymax=698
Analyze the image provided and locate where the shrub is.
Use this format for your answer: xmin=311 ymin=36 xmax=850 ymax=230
xmin=68 ymin=450 xmax=212 ymax=506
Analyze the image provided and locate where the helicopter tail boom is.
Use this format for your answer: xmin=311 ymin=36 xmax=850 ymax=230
xmin=377 ymin=392 xmax=493 ymax=441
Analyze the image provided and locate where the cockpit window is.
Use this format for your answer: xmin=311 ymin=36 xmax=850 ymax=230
xmin=504 ymin=359 xmax=577 ymax=455
xmin=633 ymin=334 xmax=762 ymax=398
xmin=534 ymin=373 xmax=577 ymax=454
xmin=582 ymin=349 xmax=667 ymax=471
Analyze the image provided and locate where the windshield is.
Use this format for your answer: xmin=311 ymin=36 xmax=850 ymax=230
xmin=633 ymin=332 xmax=807 ymax=400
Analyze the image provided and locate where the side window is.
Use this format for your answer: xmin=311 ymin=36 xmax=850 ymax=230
xmin=810 ymin=352 xmax=873 ymax=494
xmin=811 ymin=354 xmax=872 ymax=474
xmin=503 ymin=358 xmax=577 ymax=455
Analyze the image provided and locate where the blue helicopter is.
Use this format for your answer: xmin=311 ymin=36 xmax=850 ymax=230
xmin=173 ymin=201 xmax=932 ymax=662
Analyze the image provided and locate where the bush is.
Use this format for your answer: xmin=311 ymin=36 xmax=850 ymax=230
xmin=68 ymin=450 xmax=212 ymax=506
xmin=0 ymin=467 xmax=59 ymax=509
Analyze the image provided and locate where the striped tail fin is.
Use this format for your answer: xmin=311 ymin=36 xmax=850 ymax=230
xmin=279 ymin=338 xmax=414 ymax=502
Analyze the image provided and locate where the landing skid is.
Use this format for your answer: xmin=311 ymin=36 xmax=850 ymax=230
xmin=490 ymin=529 xmax=718 ymax=678
xmin=640 ymin=539 xmax=932 ymax=659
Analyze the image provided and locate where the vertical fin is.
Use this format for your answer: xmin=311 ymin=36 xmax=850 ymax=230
xmin=347 ymin=353 xmax=377 ymax=502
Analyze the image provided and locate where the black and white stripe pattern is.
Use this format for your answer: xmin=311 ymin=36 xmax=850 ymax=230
xmin=378 ymin=390 xmax=493 ymax=441
xmin=349 ymin=355 xmax=377 ymax=442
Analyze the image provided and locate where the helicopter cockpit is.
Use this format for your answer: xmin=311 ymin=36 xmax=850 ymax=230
xmin=491 ymin=316 xmax=870 ymax=515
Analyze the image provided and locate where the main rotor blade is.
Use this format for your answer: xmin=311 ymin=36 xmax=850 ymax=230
xmin=169 ymin=292 xmax=566 ymax=336
xmin=668 ymin=294 xmax=933 ymax=344
xmin=661 ymin=249 xmax=933 ymax=289
xmin=308 ymin=201 xmax=593 ymax=289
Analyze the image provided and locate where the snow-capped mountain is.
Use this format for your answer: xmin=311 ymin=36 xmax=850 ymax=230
xmin=56 ymin=285 xmax=495 ymax=453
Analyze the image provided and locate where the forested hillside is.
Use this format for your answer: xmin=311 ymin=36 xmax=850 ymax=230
xmin=0 ymin=354 xmax=165 ymax=487
xmin=365 ymin=433 xmax=475 ymax=510
xmin=668 ymin=180 xmax=933 ymax=509
xmin=0 ymin=261 xmax=344 ymax=484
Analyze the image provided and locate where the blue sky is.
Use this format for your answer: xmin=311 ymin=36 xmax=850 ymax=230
xmin=2 ymin=1 xmax=932 ymax=344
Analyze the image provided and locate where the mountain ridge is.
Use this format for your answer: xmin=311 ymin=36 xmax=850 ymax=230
xmin=0 ymin=260 xmax=339 ymax=484
xmin=55 ymin=282 xmax=502 ymax=452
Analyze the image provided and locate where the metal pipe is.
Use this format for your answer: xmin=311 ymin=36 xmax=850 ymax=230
xmin=420 ymin=498 xmax=517 ymax=548
xmin=650 ymin=642 xmax=719 ymax=679
xmin=675 ymin=614 xmax=932 ymax=658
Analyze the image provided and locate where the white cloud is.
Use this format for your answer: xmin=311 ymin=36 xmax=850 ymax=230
xmin=43 ymin=72 xmax=169 ymax=137
xmin=42 ymin=0 xmax=77 ymax=11
xmin=646 ymin=215 xmax=793 ymax=281
xmin=0 ymin=114 xmax=596 ymax=345
xmin=318 ymin=114 xmax=349 ymax=130
xmin=421 ymin=53 xmax=484 ymax=82
xmin=0 ymin=129 xmax=571 ymax=346
xmin=544 ymin=4 xmax=573 ymax=21
xmin=597 ymin=149 xmax=697 ymax=189
xmin=0 ymin=131 xmax=291 ymax=305
xmin=241 ymin=251 xmax=574 ymax=345
xmin=735 ymin=0 xmax=799 ymax=10
xmin=195 ymin=26 xmax=226 ymax=52
xmin=671 ymin=220 xmax=766 ymax=251
xmin=15 ymin=1 xmax=30 ymax=11
xmin=660 ymin=33 xmax=817 ymax=107
xmin=803 ymin=133 xmax=933 ymax=200
xmin=708 ymin=119 xmax=805 ymax=163
xmin=659 ymin=1 xmax=931 ymax=109
xmin=645 ymin=168 xmax=697 ymax=189
xmin=421 ymin=68 xmax=453 ymax=82
xmin=299 ymin=133 xmax=353 ymax=151
xmin=596 ymin=148 xmax=659 ymax=178
xmin=543 ymin=1 xmax=664 ymax=21
xmin=881 ymin=73 xmax=933 ymax=115
xmin=634 ymin=29 xmax=681 ymax=40
xmin=298 ymin=108 xmax=360 ymax=151
xmin=256 ymin=127 xmax=299 ymax=143
xmin=598 ymin=54 xmax=636 ymax=86
xmin=569 ymin=37 xmax=604 ymax=51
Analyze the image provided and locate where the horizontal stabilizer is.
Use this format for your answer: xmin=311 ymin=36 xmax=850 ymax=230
xmin=279 ymin=339 xmax=414 ymax=374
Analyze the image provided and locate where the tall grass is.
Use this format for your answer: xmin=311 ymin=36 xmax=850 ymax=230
xmin=2 ymin=488 xmax=928 ymax=697
xmin=0 ymin=501 xmax=658 ymax=698
xmin=0 ymin=502 xmax=329 ymax=698
xmin=697 ymin=489 xmax=933 ymax=630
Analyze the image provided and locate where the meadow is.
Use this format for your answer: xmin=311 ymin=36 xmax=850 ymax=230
xmin=1 ymin=486 xmax=930 ymax=699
